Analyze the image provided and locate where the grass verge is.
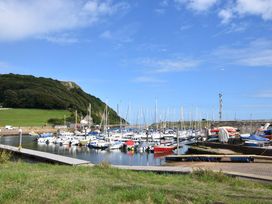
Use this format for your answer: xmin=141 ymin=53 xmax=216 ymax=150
xmin=0 ymin=162 xmax=272 ymax=203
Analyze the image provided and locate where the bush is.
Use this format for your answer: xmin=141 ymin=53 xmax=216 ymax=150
xmin=0 ymin=150 xmax=11 ymax=163
xmin=47 ymin=118 xmax=64 ymax=125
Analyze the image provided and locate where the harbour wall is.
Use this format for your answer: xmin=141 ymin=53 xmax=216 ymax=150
xmin=0 ymin=126 xmax=58 ymax=136
xmin=155 ymin=120 xmax=272 ymax=134
xmin=211 ymin=120 xmax=272 ymax=134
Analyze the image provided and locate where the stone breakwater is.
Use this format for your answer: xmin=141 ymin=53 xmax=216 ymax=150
xmin=0 ymin=126 xmax=59 ymax=136
xmin=153 ymin=120 xmax=272 ymax=134
xmin=211 ymin=120 xmax=272 ymax=134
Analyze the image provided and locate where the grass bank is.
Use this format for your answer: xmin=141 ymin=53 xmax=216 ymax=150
xmin=0 ymin=108 xmax=70 ymax=127
xmin=0 ymin=162 xmax=272 ymax=203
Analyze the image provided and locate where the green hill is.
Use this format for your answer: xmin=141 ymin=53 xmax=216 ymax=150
xmin=0 ymin=109 xmax=70 ymax=127
xmin=0 ymin=74 xmax=122 ymax=124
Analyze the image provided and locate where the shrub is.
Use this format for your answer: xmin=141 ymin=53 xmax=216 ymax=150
xmin=0 ymin=150 xmax=11 ymax=163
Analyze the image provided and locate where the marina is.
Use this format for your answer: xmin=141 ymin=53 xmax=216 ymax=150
xmin=1 ymin=120 xmax=272 ymax=167
xmin=1 ymin=142 xmax=272 ymax=183
xmin=0 ymin=135 xmax=174 ymax=166
xmin=1 ymin=1 xmax=272 ymax=202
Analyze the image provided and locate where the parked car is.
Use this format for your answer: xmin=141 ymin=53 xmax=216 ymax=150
xmin=4 ymin=125 xmax=13 ymax=130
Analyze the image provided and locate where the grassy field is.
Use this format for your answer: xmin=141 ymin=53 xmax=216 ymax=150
xmin=0 ymin=162 xmax=272 ymax=204
xmin=0 ymin=108 xmax=70 ymax=127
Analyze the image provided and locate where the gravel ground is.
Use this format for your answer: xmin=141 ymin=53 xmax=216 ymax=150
xmin=169 ymin=161 xmax=272 ymax=177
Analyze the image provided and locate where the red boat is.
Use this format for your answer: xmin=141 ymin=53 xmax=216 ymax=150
xmin=153 ymin=145 xmax=176 ymax=153
xmin=124 ymin=140 xmax=135 ymax=148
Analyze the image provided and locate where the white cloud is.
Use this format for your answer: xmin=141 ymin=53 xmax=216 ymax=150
xmin=0 ymin=0 xmax=129 ymax=41
xmin=180 ymin=24 xmax=192 ymax=31
xmin=133 ymin=76 xmax=165 ymax=83
xmin=160 ymin=0 xmax=170 ymax=7
xmin=99 ymin=24 xmax=138 ymax=44
xmin=213 ymin=22 xmax=248 ymax=37
xmin=40 ymin=33 xmax=79 ymax=44
xmin=100 ymin=30 xmax=113 ymax=39
xmin=236 ymin=0 xmax=272 ymax=20
xmin=218 ymin=0 xmax=272 ymax=23
xmin=154 ymin=8 xmax=166 ymax=14
xmin=252 ymin=90 xmax=272 ymax=98
xmin=214 ymin=39 xmax=272 ymax=67
xmin=218 ymin=9 xmax=234 ymax=24
xmin=173 ymin=0 xmax=272 ymax=23
xmin=141 ymin=58 xmax=199 ymax=73
xmin=241 ymin=104 xmax=272 ymax=108
xmin=175 ymin=0 xmax=218 ymax=12
xmin=0 ymin=61 xmax=10 ymax=68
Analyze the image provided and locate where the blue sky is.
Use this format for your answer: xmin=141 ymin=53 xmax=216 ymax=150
xmin=0 ymin=0 xmax=272 ymax=123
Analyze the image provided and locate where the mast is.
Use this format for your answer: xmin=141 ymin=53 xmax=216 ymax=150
xmin=189 ymin=111 xmax=192 ymax=129
xmin=180 ymin=106 xmax=184 ymax=130
xmin=88 ymin=103 xmax=92 ymax=129
xmin=117 ymin=103 xmax=122 ymax=134
xmin=75 ymin=110 xmax=77 ymax=131
xmin=155 ymin=99 xmax=158 ymax=130
xmin=219 ymin=93 xmax=223 ymax=121
xmin=105 ymin=102 xmax=108 ymax=135
xmin=142 ymin=108 xmax=146 ymax=130
xmin=125 ymin=103 xmax=130 ymax=127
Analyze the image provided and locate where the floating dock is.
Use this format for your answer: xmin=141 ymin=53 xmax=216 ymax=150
xmin=0 ymin=144 xmax=92 ymax=166
xmin=198 ymin=142 xmax=272 ymax=156
xmin=165 ymin=154 xmax=272 ymax=163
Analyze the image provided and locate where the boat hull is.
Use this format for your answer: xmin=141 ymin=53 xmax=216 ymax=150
xmin=154 ymin=146 xmax=176 ymax=153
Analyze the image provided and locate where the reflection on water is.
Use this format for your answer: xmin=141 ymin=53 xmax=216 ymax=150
xmin=0 ymin=135 xmax=189 ymax=166
xmin=0 ymin=135 xmax=183 ymax=166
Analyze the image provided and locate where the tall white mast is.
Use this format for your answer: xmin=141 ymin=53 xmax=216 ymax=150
xmin=219 ymin=93 xmax=223 ymax=121
xmin=75 ymin=110 xmax=77 ymax=131
xmin=104 ymin=101 xmax=108 ymax=135
xmin=180 ymin=106 xmax=184 ymax=130
xmin=155 ymin=99 xmax=158 ymax=130
xmin=88 ymin=103 xmax=92 ymax=129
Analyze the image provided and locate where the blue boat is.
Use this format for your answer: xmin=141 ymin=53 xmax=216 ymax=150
xmin=39 ymin=133 xmax=53 ymax=138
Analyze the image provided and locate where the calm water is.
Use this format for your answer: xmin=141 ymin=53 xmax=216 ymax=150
xmin=0 ymin=135 xmax=188 ymax=166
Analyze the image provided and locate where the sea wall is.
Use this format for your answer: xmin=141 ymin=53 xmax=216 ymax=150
xmin=0 ymin=126 xmax=59 ymax=136
xmin=154 ymin=120 xmax=272 ymax=134
xmin=211 ymin=120 xmax=272 ymax=134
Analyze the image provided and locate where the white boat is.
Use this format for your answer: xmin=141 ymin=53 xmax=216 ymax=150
xmin=37 ymin=136 xmax=55 ymax=144
xmin=109 ymin=141 xmax=123 ymax=150
xmin=29 ymin=131 xmax=39 ymax=136
xmin=88 ymin=140 xmax=109 ymax=149
xmin=78 ymin=135 xmax=96 ymax=146
xmin=59 ymin=131 xmax=74 ymax=136
xmin=244 ymin=140 xmax=268 ymax=147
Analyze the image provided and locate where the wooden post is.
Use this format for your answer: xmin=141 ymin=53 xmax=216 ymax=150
xmin=18 ymin=128 xmax=22 ymax=150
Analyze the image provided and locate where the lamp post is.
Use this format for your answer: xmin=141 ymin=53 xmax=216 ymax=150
xmin=18 ymin=128 xmax=23 ymax=151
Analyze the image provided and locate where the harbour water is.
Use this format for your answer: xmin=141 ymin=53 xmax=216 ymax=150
xmin=0 ymin=135 xmax=188 ymax=166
